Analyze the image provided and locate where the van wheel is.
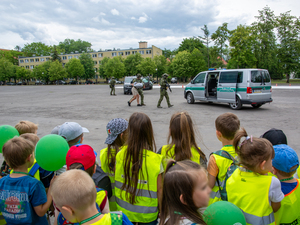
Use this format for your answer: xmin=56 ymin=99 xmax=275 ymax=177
xmin=187 ymin=92 xmax=194 ymax=104
xmin=229 ymin=96 xmax=242 ymax=110
xmin=251 ymin=104 xmax=262 ymax=108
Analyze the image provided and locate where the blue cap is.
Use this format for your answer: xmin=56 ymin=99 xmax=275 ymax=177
xmin=272 ymin=144 xmax=299 ymax=173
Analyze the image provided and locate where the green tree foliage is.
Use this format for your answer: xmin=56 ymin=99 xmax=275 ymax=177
xmin=162 ymin=48 xmax=176 ymax=60
xmin=98 ymin=57 xmax=110 ymax=79
xmin=65 ymin=59 xmax=85 ymax=80
xmin=177 ymin=37 xmax=205 ymax=54
xmin=79 ymin=53 xmax=95 ymax=81
xmin=211 ymin=23 xmax=230 ymax=61
xmin=48 ymin=60 xmax=67 ymax=82
xmin=0 ymin=58 xmax=14 ymax=82
xmin=32 ymin=64 xmax=47 ymax=82
xmin=172 ymin=51 xmax=193 ymax=82
xmin=0 ymin=50 xmax=23 ymax=65
xmin=123 ymin=53 xmax=144 ymax=75
xmin=209 ymin=46 xmax=225 ymax=68
xmin=58 ymin=39 xmax=93 ymax=54
xmin=154 ymin=55 xmax=168 ymax=80
xmin=104 ymin=57 xmax=125 ymax=79
xmin=51 ymin=46 xmax=62 ymax=62
xmin=276 ymin=11 xmax=300 ymax=82
xmin=22 ymin=42 xmax=52 ymax=56
xmin=228 ymin=25 xmax=257 ymax=68
xmin=137 ymin=58 xmax=156 ymax=76
xmin=189 ymin=48 xmax=207 ymax=77
xmin=16 ymin=67 xmax=31 ymax=82
xmin=199 ymin=25 xmax=211 ymax=68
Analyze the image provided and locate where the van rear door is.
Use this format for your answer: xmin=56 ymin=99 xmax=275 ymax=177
xmin=217 ymin=71 xmax=238 ymax=103
xmin=250 ymin=70 xmax=272 ymax=101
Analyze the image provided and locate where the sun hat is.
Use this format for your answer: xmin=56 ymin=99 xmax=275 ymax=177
xmin=58 ymin=122 xmax=89 ymax=142
xmin=105 ymin=118 xmax=128 ymax=145
xmin=273 ymin=144 xmax=299 ymax=173
xmin=261 ymin=128 xmax=287 ymax=146
xmin=66 ymin=144 xmax=96 ymax=170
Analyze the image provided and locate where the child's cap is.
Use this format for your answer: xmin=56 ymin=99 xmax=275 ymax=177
xmin=261 ymin=128 xmax=287 ymax=146
xmin=273 ymin=144 xmax=299 ymax=173
xmin=104 ymin=118 xmax=128 ymax=145
xmin=66 ymin=144 xmax=96 ymax=170
xmin=51 ymin=125 xmax=61 ymax=134
xmin=58 ymin=122 xmax=89 ymax=142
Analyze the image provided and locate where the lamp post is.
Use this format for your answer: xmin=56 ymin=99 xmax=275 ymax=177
xmin=156 ymin=68 xmax=158 ymax=84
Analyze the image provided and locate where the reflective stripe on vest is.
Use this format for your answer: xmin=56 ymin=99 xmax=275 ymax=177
xmin=116 ymin=197 xmax=158 ymax=214
xmin=115 ymin=181 xmax=157 ymax=198
xmin=227 ymin=169 xmax=275 ymax=225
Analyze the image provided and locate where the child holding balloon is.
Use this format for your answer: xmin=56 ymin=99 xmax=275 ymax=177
xmin=159 ymin=160 xmax=210 ymax=225
xmin=0 ymin=137 xmax=54 ymax=224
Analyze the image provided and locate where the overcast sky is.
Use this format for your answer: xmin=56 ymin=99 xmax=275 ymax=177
xmin=1 ymin=0 xmax=299 ymax=52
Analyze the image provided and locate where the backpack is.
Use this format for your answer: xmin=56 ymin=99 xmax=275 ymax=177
xmin=211 ymin=150 xmax=238 ymax=201
xmin=92 ymin=165 xmax=112 ymax=199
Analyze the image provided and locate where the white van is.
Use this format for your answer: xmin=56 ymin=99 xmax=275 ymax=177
xmin=184 ymin=69 xmax=272 ymax=109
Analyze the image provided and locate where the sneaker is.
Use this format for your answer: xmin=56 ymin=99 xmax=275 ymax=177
xmin=128 ymin=101 xmax=131 ymax=106
xmin=157 ymin=106 xmax=162 ymax=108
xmin=168 ymin=105 xmax=174 ymax=108
xmin=141 ymin=103 xmax=146 ymax=106
xmin=137 ymin=104 xmax=142 ymax=106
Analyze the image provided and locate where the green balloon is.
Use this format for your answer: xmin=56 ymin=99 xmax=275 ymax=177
xmin=0 ymin=125 xmax=20 ymax=153
xmin=35 ymin=134 xmax=69 ymax=171
xmin=203 ymin=201 xmax=246 ymax=225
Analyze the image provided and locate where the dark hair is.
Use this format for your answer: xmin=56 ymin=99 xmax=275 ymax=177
xmin=68 ymin=133 xmax=83 ymax=147
xmin=275 ymin=165 xmax=298 ymax=177
xmin=2 ymin=137 xmax=34 ymax=169
xmin=69 ymin=163 xmax=96 ymax=177
xmin=215 ymin=113 xmax=240 ymax=140
xmin=122 ymin=112 xmax=156 ymax=204
xmin=167 ymin=112 xmax=206 ymax=162
xmin=233 ymin=128 xmax=274 ymax=172
xmin=159 ymin=160 xmax=206 ymax=225
xmin=107 ymin=129 xmax=128 ymax=172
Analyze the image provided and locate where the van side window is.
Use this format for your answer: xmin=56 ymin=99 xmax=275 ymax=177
xmin=251 ymin=71 xmax=262 ymax=83
xmin=219 ymin=72 xmax=238 ymax=83
xmin=194 ymin=73 xmax=206 ymax=83
xmin=263 ymin=71 xmax=271 ymax=82
xmin=237 ymin=72 xmax=243 ymax=83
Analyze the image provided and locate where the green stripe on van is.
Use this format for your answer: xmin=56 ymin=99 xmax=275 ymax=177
xmin=185 ymin=87 xmax=205 ymax=91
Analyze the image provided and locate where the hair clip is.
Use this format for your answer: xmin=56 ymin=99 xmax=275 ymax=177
xmin=250 ymin=135 xmax=253 ymax=143
xmin=172 ymin=161 xmax=177 ymax=166
xmin=174 ymin=211 xmax=182 ymax=215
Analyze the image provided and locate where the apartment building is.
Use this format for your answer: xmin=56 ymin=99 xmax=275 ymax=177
xmin=18 ymin=41 xmax=162 ymax=71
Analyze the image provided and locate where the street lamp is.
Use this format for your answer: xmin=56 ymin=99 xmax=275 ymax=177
xmin=156 ymin=68 xmax=158 ymax=84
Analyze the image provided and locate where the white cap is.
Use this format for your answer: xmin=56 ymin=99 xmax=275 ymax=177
xmin=58 ymin=122 xmax=89 ymax=142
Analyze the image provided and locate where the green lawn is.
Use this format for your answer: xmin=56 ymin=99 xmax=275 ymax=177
xmin=271 ymin=79 xmax=300 ymax=85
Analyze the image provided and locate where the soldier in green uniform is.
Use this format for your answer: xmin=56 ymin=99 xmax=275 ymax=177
xmin=131 ymin=74 xmax=146 ymax=106
xmin=110 ymin=77 xmax=116 ymax=95
xmin=157 ymin=73 xmax=173 ymax=108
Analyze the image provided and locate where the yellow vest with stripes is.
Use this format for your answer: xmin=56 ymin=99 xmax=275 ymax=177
xmin=209 ymin=145 xmax=237 ymax=205
xmin=100 ymin=147 xmax=117 ymax=211
xmin=10 ymin=159 xmax=40 ymax=180
xmin=274 ymin=179 xmax=300 ymax=224
xmin=227 ymin=168 xmax=275 ymax=225
xmin=115 ymin=146 xmax=162 ymax=223
xmin=90 ymin=211 xmax=123 ymax=224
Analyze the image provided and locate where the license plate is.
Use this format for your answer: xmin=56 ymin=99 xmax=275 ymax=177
xmin=253 ymin=89 xmax=262 ymax=93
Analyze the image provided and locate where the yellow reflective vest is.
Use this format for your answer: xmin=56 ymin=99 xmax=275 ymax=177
xmin=227 ymin=168 xmax=275 ymax=225
xmin=10 ymin=159 xmax=40 ymax=180
xmin=100 ymin=147 xmax=117 ymax=211
xmin=208 ymin=145 xmax=237 ymax=205
xmin=89 ymin=211 xmax=123 ymax=225
xmin=274 ymin=179 xmax=300 ymax=224
xmin=115 ymin=146 xmax=162 ymax=223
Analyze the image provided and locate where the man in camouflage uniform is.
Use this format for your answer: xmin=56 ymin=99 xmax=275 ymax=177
xmin=157 ymin=73 xmax=173 ymax=108
xmin=110 ymin=77 xmax=116 ymax=95
xmin=131 ymin=74 xmax=146 ymax=106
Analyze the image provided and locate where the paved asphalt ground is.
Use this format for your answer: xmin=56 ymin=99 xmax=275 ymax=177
xmin=1 ymin=84 xmax=300 ymax=161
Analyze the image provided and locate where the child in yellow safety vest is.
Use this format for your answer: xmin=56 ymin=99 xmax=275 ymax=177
xmin=159 ymin=160 xmax=211 ymax=225
xmin=159 ymin=111 xmax=207 ymax=169
xmin=51 ymin=169 xmax=133 ymax=225
xmin=272 ymin=144 xmax=300 ymax=224
xmin=226 ymin=128 xmax=284 ymax=225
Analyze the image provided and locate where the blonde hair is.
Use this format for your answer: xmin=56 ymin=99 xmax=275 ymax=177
xmin=51 ymin=169 xmax=96 ymax=210
xmin=2 ymin=137 xmax=34 ymax=169
xmin=20 ymin=133 xmax=39 ymax=146
xmin=15 ymin=120 xmax=38 ymax=135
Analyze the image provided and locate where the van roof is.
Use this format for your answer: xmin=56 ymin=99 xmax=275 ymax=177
xmin=203 ymin=68 xmax=268 ymax=73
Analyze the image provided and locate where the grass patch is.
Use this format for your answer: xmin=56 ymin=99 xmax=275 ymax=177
xmin=271 ymin=79 xmax=300 ymax=84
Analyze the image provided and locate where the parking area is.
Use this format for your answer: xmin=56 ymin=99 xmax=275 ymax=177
xmin=1 ymin=84 xmax=300 ymax=159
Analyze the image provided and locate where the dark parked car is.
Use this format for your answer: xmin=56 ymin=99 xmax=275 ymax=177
xmin=56 ymin=80 xmax=67 ymax=85
xmin=123 ymin=76 xmax=153 ymax=94
xmin=35 ymin=81 xmax=45 ymax=85
xmin=68 ymin=80 xmax=78 ymax=85
xmin=85 ymin=80 xmax=95 ymax=84
xmin=171 ymin=77 xmax=177 ymax=83
xmin=17 ymin=81 xmax=27 ymax=85
xmin=6 ymin=82 xmax=16 ymax=85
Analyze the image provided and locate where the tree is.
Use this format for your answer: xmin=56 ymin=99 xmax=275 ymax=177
xmin=32 ymin=64 xmax=48 ymax=82
xmin=65 ymin=59 xmax=85 ymax=81
xmin=162 ymin=48 xmax=175 ymax=60
xmin=0 ymin=50 xmax=23 ymax=65
xmin=199 ymin=25 xmax=211 ymax=68
xmin=276 ymin=11 xmax=300 ymax=83
xmin=104 ymin=57 xmax=125 ymax=79
xmin=16 ymin=67 xmax=31 ymax=83
xmin=211 ymin=23 xmax=230 ymax=61
xmin=137 ymin=58 xmax=157 ymax=76
xmin=22 ymin=42 xmax=52 ymax=56
xmin=172 ymin=51 xmax=193 ymax=82
xmin=48 ymin=60 xmax=67 ymax=82
xmin=209 ymin=46 xmax=225 ymax=68
xmin=0 ymin=58 xmax=14 ymax=82
xmin=98 ymin=57 xmax=110 ymax=80
xmin=14 ymin=45 xmax=21 ymax=52
xmin=123 ymin=53 xmax=144 ymax=76
xmin=189 ymin=48 xmax=207 ymax=77
xmin=79 ymin=53 xmax=95 ymax=81
xmin=154 ymin=55 xmax=168 ymax=81
xmin=58 ymin=39 xmax=93 ymax=54
xmin=51 ymin=46 xmax=62 ymax=62
xmin=177 ymin=37 xmax=205 ymax=54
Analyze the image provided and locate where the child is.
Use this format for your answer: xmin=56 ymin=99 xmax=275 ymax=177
xmin=226 ymin=128 xmax=284 ymax=225
xmin=115 ymin=112 xmax=163 ymax=224
xmin=55 ymin=144 xmax=110 ymax=225
xmin=272 ymin=144 xmax=300 ymax=224
xmin=159 ymin=160 xmax=210 ymax=225
xmin=207 ymin=112 xmax=240 ymax=205
xmin=15 ymin=120 xmax=38 ymax=135
xmin=51 ymin=169 xmax=133 ymax=225
xmin=159 ymin=111 xmax=207 ymax=169
xmin=0 ymin=137 xmax=53 ymax=224
xmin=261 ymin=128 xmax=287 ymax=146
xmin=100 ymin=118 xmax=128 ymax=211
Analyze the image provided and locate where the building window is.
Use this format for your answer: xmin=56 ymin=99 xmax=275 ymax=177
xmin=98 ymin=53 xmax=103 ymax=57
xmin=40 ymin=58 xmax=45 ymax=62
xmin=30 ymin=65 xmax=34 ymax=69
xmin=132 ymin=51 xmax=137 ymax=55
xmin=94 ymin=61 xmax=97 ymax=65
xmin=118 ymin=52 xmax=123 ymax=56
xmin=25 ymin=59 xmax=29 ymax=63
xmin=30 ymin=59 xmax=34 ymax=62
xmin=62 ymin=56 xmax=67 ymax=60
xmin=25 ymin=66 xmax=29 ymax=69
xmin=68 ymin=56 xmax=72 ymax=59
xmin=125 ymin=51 xmax=130 ymax=55
xmin=46 ymin=58 xmax=50 ymax=61
xmin=112 ymin=52 xmax=117 ymax=57
xmin=35 ymin=58 xmax=39 ymax=62
xmin=94 ymin=68 xmax=98 ymax=72
xmin=20 ymin=60 xmax=24 ymax=63
xmin=92 ymin=54 xmax=97 ymax=58
xmin=62 ymin=63 xmax=65 ymax=67
xmin=139 ymin=50 xmax=144 ymax=55
xmin=99 ymin=60 xmax=101 ymax=64
xmin=146 ymin=50 xmax=151 ymax=54
xmin=74 ymin=55 xmax=79 ymax=59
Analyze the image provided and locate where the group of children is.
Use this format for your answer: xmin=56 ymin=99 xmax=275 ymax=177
xmin=0 ymin=112 xmax=299 ymax=225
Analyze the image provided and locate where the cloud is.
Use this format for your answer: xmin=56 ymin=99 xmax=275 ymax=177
xmin=138 ymin=13 xmax=149 ymax=23
xmin=111 ymin=9 xmax=119 ymax=16
xmin=101 ymin=18 xmax=114 ymax=25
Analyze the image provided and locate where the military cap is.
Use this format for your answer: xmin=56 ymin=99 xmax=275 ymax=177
xmin=137 ymin=74 xmax=142 ymax=78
